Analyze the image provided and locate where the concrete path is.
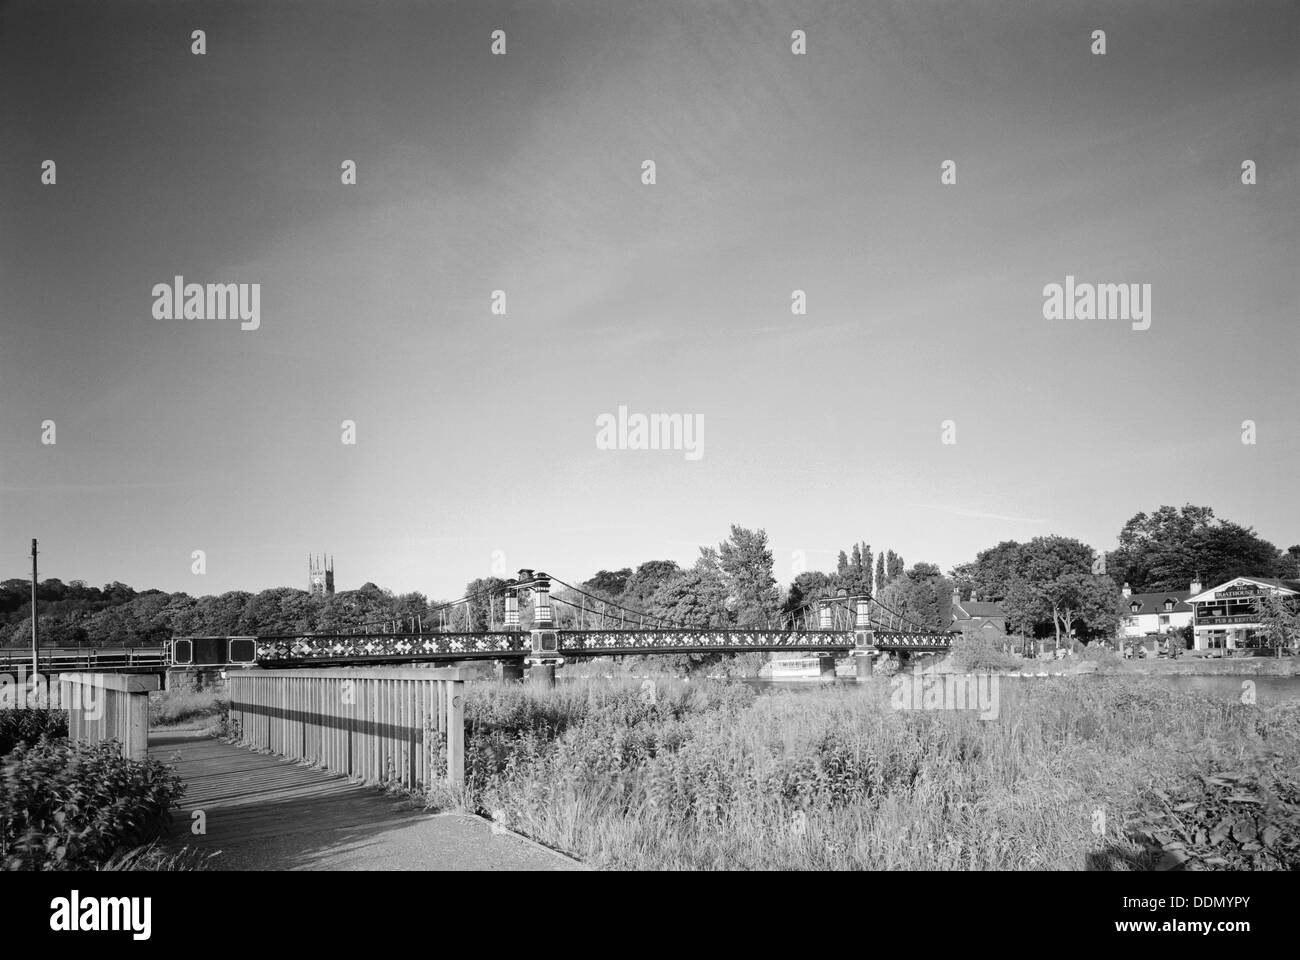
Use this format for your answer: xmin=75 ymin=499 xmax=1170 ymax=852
xmin=149 ymin=730 xmax=583 ymax=871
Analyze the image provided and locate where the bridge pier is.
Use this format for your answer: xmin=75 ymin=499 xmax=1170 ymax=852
xmin=818 ymin=655 xmax=837 ymax=679
xmin=528 ymin=663 xmax=556 ymax=688
xmin=498 ymin=661 xmax=525 ymax=682
xmin=854 ymin=654 xmax=873 ymax=679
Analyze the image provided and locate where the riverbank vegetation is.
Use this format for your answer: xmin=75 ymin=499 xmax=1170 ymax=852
xmin=149 ymin=689 xmax=227 ymax=729
xmin=0 ymin=707 xmax=66 ymax=756
xmin=1 ymin=739 xmax=186 ymax=870
xmin=447 ymin=677 xmax=1300 ymax=870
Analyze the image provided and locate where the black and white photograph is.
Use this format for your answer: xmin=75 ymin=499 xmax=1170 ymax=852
xmin=0 ymin=0 xmax=1296 ymax=933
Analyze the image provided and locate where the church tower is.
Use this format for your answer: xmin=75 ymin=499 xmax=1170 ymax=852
xmin=308 ymin=554 xmax=335 ymax=597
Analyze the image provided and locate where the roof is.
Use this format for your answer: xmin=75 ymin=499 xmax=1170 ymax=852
xmin=1122 ymin=592 xmax=1191 ymax=614
xmin=1187 ymin=577 xmax=1300 ymax=604
xmin=953 ymin=600 xmax=1006 ymax=619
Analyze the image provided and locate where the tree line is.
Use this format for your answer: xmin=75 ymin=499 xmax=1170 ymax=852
xmin=4 ymin=502 xmax=1294 ymax=650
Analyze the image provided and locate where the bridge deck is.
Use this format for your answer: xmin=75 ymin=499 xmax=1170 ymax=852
xmin=149 ymin=730 xmax=581 ymax=871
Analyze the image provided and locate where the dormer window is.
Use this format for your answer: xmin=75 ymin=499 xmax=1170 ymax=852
xmin=1164 ymin=600 xmax=1174 ymax=612
xmin=1130 ymin=602 xmax=1141 ymax=614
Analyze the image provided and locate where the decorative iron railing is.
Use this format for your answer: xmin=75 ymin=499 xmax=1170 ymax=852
xmin=872 ymin=632 xmax=955 ymax=649
xmin=557 ymin=629 xmax=857 ymax=653
xmin=254 ymin=632 xmax=526 ymax=662
xmin=242 ymin=626 xmax=955 ymax=665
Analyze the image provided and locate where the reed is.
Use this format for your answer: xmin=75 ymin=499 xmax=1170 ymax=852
xmin=452 ymin=676 xmax=1300 ymax=870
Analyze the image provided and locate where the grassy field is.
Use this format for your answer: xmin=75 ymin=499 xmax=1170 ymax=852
xmin=449 ymin=676 xmax=1300 ymax=870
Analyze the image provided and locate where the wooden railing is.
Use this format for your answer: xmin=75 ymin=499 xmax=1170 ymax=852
xmin=227 ymin=667 xmax=468 ymax=789
xmin=56 ymin=672 xmax=161 ymax=761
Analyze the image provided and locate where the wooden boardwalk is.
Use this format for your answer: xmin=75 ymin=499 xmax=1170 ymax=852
xmin=149 ymin=730 xmax=583 ymax=871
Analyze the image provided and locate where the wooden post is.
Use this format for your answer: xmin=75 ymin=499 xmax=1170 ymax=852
xmin=446 ymin=679 xmax=465 ymax=786
xmin=30 ymin=539 xmax=39 ymax=677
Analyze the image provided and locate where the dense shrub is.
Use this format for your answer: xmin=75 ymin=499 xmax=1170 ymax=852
xmin=1077 ymin=643 xmax=1124 ymax=670
xmin=0 ymin=709 xmax=67 ymax=756
xmin=1 ymin=739 xmax=185 ymax=870
xmin=945 ymin=631 xmax=1024 ymax=672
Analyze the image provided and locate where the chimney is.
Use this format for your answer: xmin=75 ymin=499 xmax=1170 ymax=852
xmin=1122 ymin=582 xmax=1132 ymax=598
xmin=970 ymin=589 xmax=979 ymax=602
xmin=1190 ymin=578 xmax=1202 ymax=595
xmin=951 ymin=587 xmax=960 ymax=605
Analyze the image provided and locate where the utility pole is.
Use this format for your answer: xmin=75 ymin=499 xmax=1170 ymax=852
xmin=30 ymin=539 xmax=39 ymax=676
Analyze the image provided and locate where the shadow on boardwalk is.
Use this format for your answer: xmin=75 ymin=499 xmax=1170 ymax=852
xmin=149 ymin=731 xmax=583 ymax=871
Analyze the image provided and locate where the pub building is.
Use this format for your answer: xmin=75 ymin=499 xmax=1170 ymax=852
xmin=1187 ymin=576 xmax=1300 ymax=652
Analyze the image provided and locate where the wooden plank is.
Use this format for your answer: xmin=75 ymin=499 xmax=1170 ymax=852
xmin=447 ymin=681 xmax=464 ymax=786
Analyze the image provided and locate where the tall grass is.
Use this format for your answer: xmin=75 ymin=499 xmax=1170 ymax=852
xmin=149 ymin=689 xmax=227 ymax=728
xmin=452 ymin=677 xmax=1300 ymax=870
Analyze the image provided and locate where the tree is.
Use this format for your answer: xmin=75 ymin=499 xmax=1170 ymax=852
xmin=1255 ymin=593 xmax=1300 ymax=657
xmin=622 ymin=560 xmax=681 ymax=611
xmin=452 ymin=578 xmax=505 ymax=631
xmin=784 ymin=570 xmax=832 ymax=624
xmin=833 ymin=542 xmax=873 ymax=596
xmin=1108 ymin=504 xmax=1282 ymax=592
xmin=877 ymin=563 xmax=953 ymax=630
xmin=874 ymin=553 xmax=886 ymax=594
xmin=717 ymin=525 xmax=780 ymax=627
xmin=1280 ymin=546 xmax=1300 ymax=581
xmin=238 ymin=588 xmax=317 ymax=635
xmin=1002 ymin=537 xmax=1120 ymax=647
xmin=960 ymin=540 xmax=1026 ymax=602
xmin=1040 ymin=571 xmax=1121 ymax=647
xmin=859 ymin=544 xmax=874 ymax=594
xmin=584 ymin=569 xmax=632 ymax=597
xmin=648 ymin=561 xmax=730 ymax=629
xmin=947 ymin=562 xmax=975 ymax=601
xmin=885 ymin=550 xmax=904 ymax=583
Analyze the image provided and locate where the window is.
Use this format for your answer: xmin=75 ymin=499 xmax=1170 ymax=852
xmin=1164 ymin=600 xmax=1174 ymax=612
xmin=1130 ymin=602 xmax=1141 ymax=614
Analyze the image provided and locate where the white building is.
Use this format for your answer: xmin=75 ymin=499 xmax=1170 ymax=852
xmin=1119 ymin=581 xmax=1196 ymax=638
xmin=1187 ymin=576 xmax=1300 ymax=652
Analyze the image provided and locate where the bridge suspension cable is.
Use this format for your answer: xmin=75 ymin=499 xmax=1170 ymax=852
xmin=545 ymin=575 xmax=683 ymax=630
xmin=786 ymin=591 xmax=944 ymax=635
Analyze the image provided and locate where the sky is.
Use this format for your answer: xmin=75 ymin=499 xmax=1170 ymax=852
xmin=1 ymin=0 xmax=1297 ymax=600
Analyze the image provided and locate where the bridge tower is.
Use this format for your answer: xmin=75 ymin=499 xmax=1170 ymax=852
xmin=851 ymin=597 xmax=875 ymax=678
xmin=524 ymin=571 xmax=562 ymax=686
xmin=496 ymin=579 xmax=526 ymax=682
xmin=817 ymin=598 xmax=833 ymax=630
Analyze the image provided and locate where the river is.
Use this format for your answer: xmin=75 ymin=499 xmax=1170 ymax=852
xmin=744 ymin=674 xmax=1300 ymax=705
